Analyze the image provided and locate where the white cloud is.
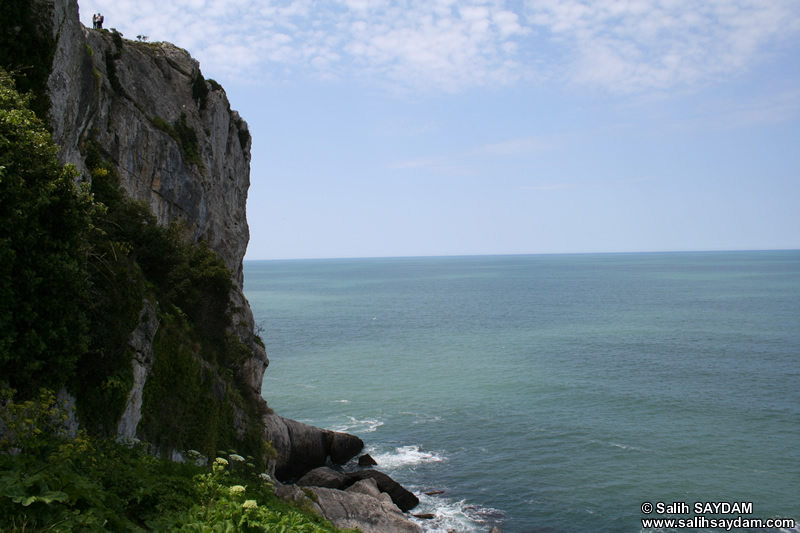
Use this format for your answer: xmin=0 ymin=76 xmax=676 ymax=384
xmin=78 ymin=0 xmax=800 ymax=93
xmin=523 ymin=0 xmax=800 ymax=93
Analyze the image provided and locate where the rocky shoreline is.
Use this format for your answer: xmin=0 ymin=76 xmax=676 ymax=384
xmin=262 ymin=412 xmax=502 ymax=533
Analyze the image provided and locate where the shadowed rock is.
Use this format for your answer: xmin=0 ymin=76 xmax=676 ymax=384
xmin=263 ymin=413 xmax=364 ymax=480
xmin=329 ymin=431 xmax=365 ymax=464
xmin=308 ymin=486 xmax=422 ymax=533
xmin=297 ymin=467 xmax=350 ymax=490
xmin=358 ymin=453 xmax=378 ymax=466
xmin=346 ymin=469 xmax=420 ymax=512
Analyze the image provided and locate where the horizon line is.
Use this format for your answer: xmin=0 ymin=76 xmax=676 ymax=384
xmin=242 ymin=248 xmax=800 ymax=262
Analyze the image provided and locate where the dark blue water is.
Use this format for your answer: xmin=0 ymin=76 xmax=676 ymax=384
xmin=244 ymin=251 xmax=800 ymax=532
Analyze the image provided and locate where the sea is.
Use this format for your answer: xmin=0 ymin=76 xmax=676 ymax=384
xmin=243 ymin=251 xmax=800 ymax=533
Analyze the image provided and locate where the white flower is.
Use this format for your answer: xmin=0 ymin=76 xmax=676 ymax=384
xmin=259 ymin=473 xmax=273 ymax=483
xmin=230 ymin=485 xmax=246 ymax=494
xmin=229 ymin=454 xmax=245 ymax=462
xmin=214 ymin=457 xmax=229 ymax=465
xmin=242 ymin=499 xmax=258 ymax=510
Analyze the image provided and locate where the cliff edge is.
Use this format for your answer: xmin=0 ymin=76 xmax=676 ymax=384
xmin=41 ymin=0 xmax=271 ymax=424
xmin=11 ymin=0 xmax=368 ymax=477
xmin=3 ymin=1 xmax=427 ymax=529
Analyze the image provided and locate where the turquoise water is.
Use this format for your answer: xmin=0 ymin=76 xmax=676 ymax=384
xmin=244 ymin=251 xmax=800 ymax=532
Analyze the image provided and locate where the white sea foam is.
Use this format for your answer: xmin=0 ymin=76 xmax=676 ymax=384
xmin=411 ymin=492 xmax=506 ymax=533
xmin=371 ymin=445 xmax=444 ymax=469
xmin=329 ymin=416 xmax=384 ymax=433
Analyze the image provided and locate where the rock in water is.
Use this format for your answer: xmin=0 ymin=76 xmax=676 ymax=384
xmin=329 ymin=431 xmax=365 ymax=464
xmin=263 ymin=413 xmax=364 ymax=480
xmin=358 ymin=453 xmax=378 ymax=466
xmin=346 ymin=469 xmax=420 ymax=512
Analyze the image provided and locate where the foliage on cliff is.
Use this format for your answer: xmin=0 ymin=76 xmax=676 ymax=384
xmin=0 ymin=389 xmax=349 ymax=532
xmin=0 ymin=0 xmax=56 ymax=120
xmin=79 ymin=141 xmax=263 ymax=458
xmin=0 ymin=70 xmax=95 ymax=393
xmin=1 ymin=65 xmax=264 ymax=464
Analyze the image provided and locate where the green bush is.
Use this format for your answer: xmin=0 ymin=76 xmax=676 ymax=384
xmin=149 ymin=113 xmax=203 ymax=167
xmin=0 ymin=2 xmax=57 ymax=120
xmin=0 ymin=70 xmax=96 ymax=394
xmin=0 ymin=388 xmax=350 ymax=532
xmin=192 ymin=70 xmax=209 ymax=110
xmin=79 ymin=141 xmax=262 ymax=458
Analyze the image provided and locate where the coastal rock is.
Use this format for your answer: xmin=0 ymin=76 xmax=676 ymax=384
xmin=262 ymin=413 xmax=364 ymax=480
xmin=345 ymin=478 xmax=382 ymax=499
xmin=308 ymin=486 xmax=422 ymax=533
xmin=297 ymin=467 xmax=350 ymax=490
xmin=346 ymin=469 xmax=420 ymax=512
xmin=358 ymin=453 xmax=378 ymax=466
xmin=329 ymin=431 xmax=365 ymax=464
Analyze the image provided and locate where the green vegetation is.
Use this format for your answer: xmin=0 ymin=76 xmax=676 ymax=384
xmin=0 ymin=0 xmax=57 ymax=120
xmin=233 ymin=114 xmax=251 ymax=153
xmin=105 ymin=29 xmax=125 ymax=95
xmin=150 ymin=112 xmax=203 ymax=167
xmin=0 ymin=389 xmax=351 ymax=532
xmin=192 ymin=70 xmax=210 ymax=110
xmin=2 ymin=57 xmax=262 ymax=458
xmin=0 ymin=70 xmax=96 ymax=394
xmin=78 ymin=140 xmax=260 ymax=460
xmin=0 ymin=15 xmax=290 ymax=528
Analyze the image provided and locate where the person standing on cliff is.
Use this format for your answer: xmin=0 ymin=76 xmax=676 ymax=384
xmin=97 ymin=13 xmax=104 ymax=30
xmin=92 ymin=13 xmax=98 ymax=29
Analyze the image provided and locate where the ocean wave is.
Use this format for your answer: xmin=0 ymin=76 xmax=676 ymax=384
xmin=329 ymin=416 xmax=384 ymax=433
xmin=411 ymin=492 xmax=506 ymax=533
xmin=371 ymin=445 xmax=444 ymax=469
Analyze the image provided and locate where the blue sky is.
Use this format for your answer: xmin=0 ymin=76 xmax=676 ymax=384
xmin=79 ymin=0 xmax=800 ymax=259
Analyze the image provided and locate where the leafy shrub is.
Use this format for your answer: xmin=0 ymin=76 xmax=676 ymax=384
xmin=152 ymin=453 xmax=348 ymax=532
xmin=192 ymin=70 xmax=209 ymax=110
xmin=81 ymin=142 xmax=262 ymax=458
xmin=0 ymin=70 xmax=96 ymax=394
xmin=149 ymin=112 xmax=203 ymax=167
xmin=0 ymin=2 xmax=57 ymax=119
xmin=174 ymin=112 xmax=202 ymax=166
xmin=0 ymin=388 xmax=123 ymax=531
xmin=1 ymin=390 xmax=348 ymax=532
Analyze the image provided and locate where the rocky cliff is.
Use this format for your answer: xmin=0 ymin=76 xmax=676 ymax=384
xmin=10 ymin=1 xmax=424 ymax=529
xmin=40 ymin=0 xmax=269 ymax=421
xmin=30 ymin=0 xmax=373 ymax=479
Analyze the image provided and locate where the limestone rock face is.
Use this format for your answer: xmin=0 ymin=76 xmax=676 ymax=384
xmin=117 ymin=300 xmax=159 ymax=439
xmin=40 ymin=0 xmax=268 ymax=429
xmin=38 ymin=0 xmax=368 ymax=480
xmin=47 ymin=0 xmax=253 ymax=287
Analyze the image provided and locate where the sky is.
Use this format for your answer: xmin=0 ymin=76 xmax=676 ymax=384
xmin=78 ymin=0 xmax=800 ymax=260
